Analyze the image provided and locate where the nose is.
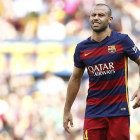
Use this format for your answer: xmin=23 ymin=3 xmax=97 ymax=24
xmin=94 ymin=15 xmax=99 ymax=20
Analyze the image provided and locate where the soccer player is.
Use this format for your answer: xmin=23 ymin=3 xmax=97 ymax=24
xmin=63 ymin=3 xmax=140 ymax=140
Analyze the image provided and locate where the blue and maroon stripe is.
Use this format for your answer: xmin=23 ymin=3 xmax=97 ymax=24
xmin=87 ymin=85 xmax=126 ymax=98
xmin=83 ymin=53 xmax=124 ymax=66
xmin=89 ymin=76 xmax=125 ymax=91
xmin=80 ymin=44 xmax=123 ymax=60
xmin=85 ymin=102 xmax=129 ymax=118
xmin=87 ymin=93 xmax=126 ymax=105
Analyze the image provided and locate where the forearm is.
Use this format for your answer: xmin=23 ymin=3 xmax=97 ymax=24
xmin=131 ymin=56 xmax=140 ymax=109
xmin=134 ymin=57 xmax=140 ymax=87
xmin=139 ymin=64 xmax=140 ymax=88
xmin=137 ymin=58 xmax=140 ymax=88
xmin=64 ymin=76 xmax=81 ymax=112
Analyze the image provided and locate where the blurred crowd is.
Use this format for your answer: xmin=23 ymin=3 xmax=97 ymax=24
xmin=0 ymin=70 xmax=139 ymax=140
xmin=0 ymin=0 xmax=140 ymax=140
xmin=0 ymin=72 xmax=88 ymax=140
xmin=0 ymin=0 xmax=139 ymax=42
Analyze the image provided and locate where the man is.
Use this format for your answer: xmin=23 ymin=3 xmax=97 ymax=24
xmin=63 ymin=3 xmax=140 ymax=140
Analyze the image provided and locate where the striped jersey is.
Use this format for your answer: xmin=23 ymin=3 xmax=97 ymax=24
xmin=74 ymin=30 xmax=140 ymax=118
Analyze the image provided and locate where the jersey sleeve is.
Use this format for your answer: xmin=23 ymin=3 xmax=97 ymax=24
xmin=74 ymin=45 xmax=85 ymax=68
xmin=122 ymin=35 xmax=140 ymax=61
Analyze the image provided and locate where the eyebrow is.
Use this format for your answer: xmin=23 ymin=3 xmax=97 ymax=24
xmin=91 ymin=12 xmax=106 ymax=14
xmin=90 ymin=12 xmax=106 ymax=15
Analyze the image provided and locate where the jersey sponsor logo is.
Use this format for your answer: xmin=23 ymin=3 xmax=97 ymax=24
xmin=87 ymin=62 xmax=115 ymax=76
xmin=132 ymin=45 xmax=138 ymax=53
xmin=85 ymin=52 xmax=92 ymax=56
xmin=108 ymin=45 xmax=116 ymax=53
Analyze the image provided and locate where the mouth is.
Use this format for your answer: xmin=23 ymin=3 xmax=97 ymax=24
xmin=92 ymin=21 xmax=100 ymax=27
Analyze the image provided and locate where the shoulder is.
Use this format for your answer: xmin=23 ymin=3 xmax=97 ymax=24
xmin=111 ymin=31 xmax=134 ymax=46
xmin=76 ymin=37 xmax=91 ymax=48
xmin=111 ymin=31 xmax=129 ymax=40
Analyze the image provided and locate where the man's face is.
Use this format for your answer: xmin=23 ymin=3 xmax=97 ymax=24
xmin=89 ymin=6 xmax=112 ymax=33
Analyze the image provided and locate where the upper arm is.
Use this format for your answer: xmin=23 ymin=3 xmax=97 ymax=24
xmin=73 ymin=44 xmax=85 ymax=80
xmin=71 ymin=66 xmax=85 ymax=80
xmin=135 ymin=56 xmax=140 ymax=65
xmin=74 ymin=45 xmax=85 ymax=68
xmin=123 ymin=35 xmax=140 ymax=61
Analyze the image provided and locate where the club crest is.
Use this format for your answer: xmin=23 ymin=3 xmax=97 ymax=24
xmin=108 ymin=45 xmax=116 ymax=53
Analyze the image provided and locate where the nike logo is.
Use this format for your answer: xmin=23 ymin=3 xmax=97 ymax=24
xmin=85 ymin=52 xmax=92 ymax=56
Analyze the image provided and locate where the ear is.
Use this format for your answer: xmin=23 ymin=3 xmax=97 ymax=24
xmin=108 ymin=16 xmax=113 ymax=24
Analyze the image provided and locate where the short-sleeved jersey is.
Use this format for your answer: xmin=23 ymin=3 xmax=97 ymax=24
xmin=74 ymin=30 xmax=140 ymax=118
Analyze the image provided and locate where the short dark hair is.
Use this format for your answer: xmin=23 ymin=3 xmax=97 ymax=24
xmin=95 ymin=4 xmax=112 ymax=16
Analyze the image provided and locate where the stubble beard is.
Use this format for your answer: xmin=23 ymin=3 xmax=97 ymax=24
xmin=91 ymin=21 xmax=109 ymax=33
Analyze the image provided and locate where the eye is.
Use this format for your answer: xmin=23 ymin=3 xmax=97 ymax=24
xmin=91 ymin=14 xmax=96 ymax=17
xmin=99 ymin=14 xmax=104 ymax=17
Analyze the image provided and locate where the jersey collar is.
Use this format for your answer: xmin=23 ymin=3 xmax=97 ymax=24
xmin=91 ymin=30 xmax=112 ymax=41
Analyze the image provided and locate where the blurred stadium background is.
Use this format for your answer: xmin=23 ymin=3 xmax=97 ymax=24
xmin=0 ymin=0 xmax=140 ymax=139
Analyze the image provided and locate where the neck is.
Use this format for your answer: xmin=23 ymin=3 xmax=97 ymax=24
xmin=91 ymin=27 xmax=110 ymax=42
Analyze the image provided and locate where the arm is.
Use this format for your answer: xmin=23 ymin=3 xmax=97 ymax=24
xmin=131 ymin=56 xmax=140 ymax=109
xmin=63 ymin=66 xmax=85 ymax=133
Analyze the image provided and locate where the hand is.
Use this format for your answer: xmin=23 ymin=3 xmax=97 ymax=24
xmin=131 ymin=88 xmax=140 ymax=109
xmin=63 ymin=111 xmax=73 ymax=133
